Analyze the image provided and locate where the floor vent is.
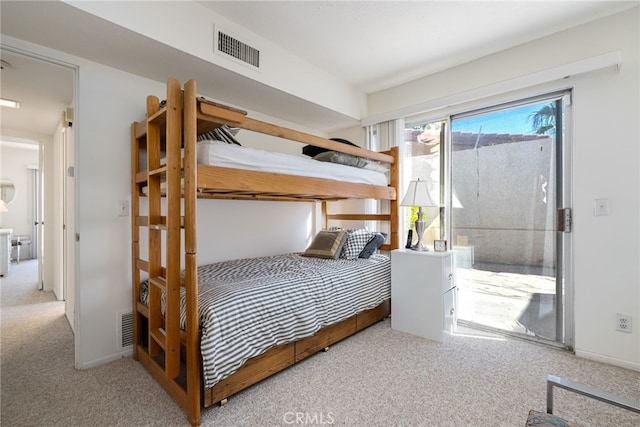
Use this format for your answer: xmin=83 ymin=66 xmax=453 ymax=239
xmin=217 ymin=30 xmax=260 ymax=69
xmin=119 ymin=311 xmax=134 ymax=349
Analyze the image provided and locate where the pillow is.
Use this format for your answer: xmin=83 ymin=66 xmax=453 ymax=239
xmin=302 ymin=137 xmax=359 ymax=157
xmin=362 ymin=161 xmax=390 ymax=173
xmin=313 ymin=151 xmax=369 ymax=168
xmin=359 ymin=232 xmax=387 ymax=258
xmin=197 ymin=125 xmax=241 ymax=145
xmin=301 ymin=230 xmax=348 ymax=259
xmin=313 ymin=150 xmax=389 ymax=173
xmin=340 ymin=228 xmax=376 ymax=260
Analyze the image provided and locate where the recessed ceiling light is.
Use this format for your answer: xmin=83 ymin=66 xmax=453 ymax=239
xmin=0 ymin=98 xmax=20 ymax=109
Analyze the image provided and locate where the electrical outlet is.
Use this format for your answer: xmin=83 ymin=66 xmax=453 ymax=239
xmin=616 ymin=314 xmax=632 ymax=333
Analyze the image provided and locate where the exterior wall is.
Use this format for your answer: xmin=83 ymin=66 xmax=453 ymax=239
xmin=452 ymin=138 xmax=556 ymax=269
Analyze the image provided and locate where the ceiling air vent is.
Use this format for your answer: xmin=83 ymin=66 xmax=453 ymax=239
xmin=216 ymin=29 xmax=260 ymax=69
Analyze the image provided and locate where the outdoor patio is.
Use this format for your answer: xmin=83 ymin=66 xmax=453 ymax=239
xmin=455 ymin=262 xmax=558 ymax=340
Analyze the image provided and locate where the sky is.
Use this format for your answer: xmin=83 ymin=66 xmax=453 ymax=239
xmin=452 ymin=102 xmax=547 ymax=135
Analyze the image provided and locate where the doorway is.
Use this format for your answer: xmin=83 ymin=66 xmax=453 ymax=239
xmin=0 ymin=46 xmax=76 ymax=329
xmin=450 ymin=93 xmax=572 ymax=346
xmin=0 ymin=140 xmax=40 ymax=287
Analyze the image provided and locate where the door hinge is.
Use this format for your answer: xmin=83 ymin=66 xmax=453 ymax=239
xmin=558 ymin=208 xmax=572 ymax=233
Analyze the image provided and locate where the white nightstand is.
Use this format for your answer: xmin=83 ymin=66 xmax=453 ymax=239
xmin=391 ymin=248 xmax=456 ymax=342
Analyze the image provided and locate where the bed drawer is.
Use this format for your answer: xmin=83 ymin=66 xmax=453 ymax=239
xmin=357 ymin=299 xmax=390 ymax=330
xmin=207 ymin=342 xmax=295 ymax=406
xmin=295 ymin=317 xmax=357 ymax=362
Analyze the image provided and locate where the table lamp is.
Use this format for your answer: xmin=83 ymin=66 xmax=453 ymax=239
xmin=400 ymin=178 xmax=437 ymax=250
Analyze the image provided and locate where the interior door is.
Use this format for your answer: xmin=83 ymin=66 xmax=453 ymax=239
xmin=36 ymin=144 xmax=44 ymax=290
xmin=63 ymin=121 xmax=75 ymax=332
xmin=450 ymin=92 xmax=571 ymax=346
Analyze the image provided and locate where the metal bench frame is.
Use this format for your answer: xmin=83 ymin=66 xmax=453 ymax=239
xmin=546 ymin=374 xmax=640 ymax=415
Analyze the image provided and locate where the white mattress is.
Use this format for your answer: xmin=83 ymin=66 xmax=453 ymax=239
xmin=196 ymin=140 xmax=388 ymax=186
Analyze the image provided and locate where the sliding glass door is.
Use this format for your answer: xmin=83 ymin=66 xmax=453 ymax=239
xmin=450 ymin=93 xmax=572 ymax=346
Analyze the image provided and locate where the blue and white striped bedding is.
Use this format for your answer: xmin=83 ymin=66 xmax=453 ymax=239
xmin=140 ymin=253 xmax=390 ymax=389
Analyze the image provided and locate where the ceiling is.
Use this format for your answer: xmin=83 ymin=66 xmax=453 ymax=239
xmin=0 ymin=49 xmax=74 ymax=138
xmin=1 ymin=1 xmax=637 ymax=136
xmin=200 ymin=1 xmax=637 ymax=93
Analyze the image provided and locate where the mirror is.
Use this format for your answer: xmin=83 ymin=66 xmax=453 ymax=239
xmin=1 ymin=178 xmax=16 ymax=204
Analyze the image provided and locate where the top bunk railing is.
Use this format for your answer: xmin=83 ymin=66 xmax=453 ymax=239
xmin=132 ymin=79 xmax=398 ymax=204
xmin=133 ymin=86 xmax=394 ymax=166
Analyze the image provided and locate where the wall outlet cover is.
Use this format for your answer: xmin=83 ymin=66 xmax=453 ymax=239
xmin=616 ymin=313 xmax=632 ymax=333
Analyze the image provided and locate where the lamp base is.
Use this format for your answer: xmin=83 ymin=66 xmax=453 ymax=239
xmin=413 ymin=216 xmax=427 ymax=251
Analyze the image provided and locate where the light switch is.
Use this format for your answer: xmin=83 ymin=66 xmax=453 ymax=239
xmin=118 ymin=200 xmax=129 ymax=217
xmin=594 ymin=199 xmax=609 ymax=216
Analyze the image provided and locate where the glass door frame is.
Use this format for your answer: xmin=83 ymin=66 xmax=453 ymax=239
xmin=442 ymin=91 xmax=574 ymax=349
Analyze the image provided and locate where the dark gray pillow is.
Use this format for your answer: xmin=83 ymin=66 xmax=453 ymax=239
xmin=314 ymin=150 xmax=389 ymax=173
xmin=359 ymin=232 xmax=387 ymax=258
xmin=302 ymin=230 xmax=348 ymax=259
xmin=302 ymin=137 xmax=359 ymax=157
xmin=313 ymin=151 xmax=369 ymax=168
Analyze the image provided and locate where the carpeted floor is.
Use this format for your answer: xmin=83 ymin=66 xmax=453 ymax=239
xmin=2 ymin=259 xmax=639 ymax=426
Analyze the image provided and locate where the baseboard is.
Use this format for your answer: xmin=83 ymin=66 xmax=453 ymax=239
xmin=79 ymin=348 xmax=133 ymax=370
xmin=575 ymin=349 xmax=640 ymax=372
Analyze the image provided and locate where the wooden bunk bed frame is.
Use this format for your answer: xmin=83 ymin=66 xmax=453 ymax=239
xmin=131 ymin=78 xmax=400 ymax=426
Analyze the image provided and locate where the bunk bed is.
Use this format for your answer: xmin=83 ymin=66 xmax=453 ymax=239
xmin=131 ymin=78 xmax=400 ymax=426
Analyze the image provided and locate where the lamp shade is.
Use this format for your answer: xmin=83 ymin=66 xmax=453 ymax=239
xmin=400 ymin=179 xmax=437 ymax=207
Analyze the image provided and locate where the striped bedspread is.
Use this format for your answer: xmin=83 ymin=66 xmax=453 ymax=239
xmin=140 ymin=253 xmax=390 ymax=389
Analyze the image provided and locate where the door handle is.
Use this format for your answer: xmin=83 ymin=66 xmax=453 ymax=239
xmin=558 ymin=208 xmax=572 ymax=233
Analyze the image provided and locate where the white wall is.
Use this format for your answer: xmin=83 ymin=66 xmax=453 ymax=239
xmin=0 ymin=142 xmax=39 ymax=237
xmin=367 ymin=9 xmax=639 ymax=370
xmin=76 ymin=59 xmax=318 ymax=367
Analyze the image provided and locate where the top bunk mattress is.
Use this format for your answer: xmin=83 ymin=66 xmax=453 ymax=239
xmin=196 ymin=140 xmax=388 ymax=186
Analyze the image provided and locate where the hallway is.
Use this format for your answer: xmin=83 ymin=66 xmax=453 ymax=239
xmin=0 ymin=259 xmax=188 ymax=426
xmin=1 ymin=259 xmax=74 ymax=423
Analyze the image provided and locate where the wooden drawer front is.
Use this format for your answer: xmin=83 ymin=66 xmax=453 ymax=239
xmin=295 ymin=317 xmax=357 ymax=362
xmin=325 ymin=316 xmax=357 ymax=346
xmin=357 ymin=299 xmax=390 ymax=330
xmin=207 ymin=342 xmax=295 ymax=406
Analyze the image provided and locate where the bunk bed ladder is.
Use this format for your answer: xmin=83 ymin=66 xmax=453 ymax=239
xmin=131 ymin=78 xmax=201 ymax=425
